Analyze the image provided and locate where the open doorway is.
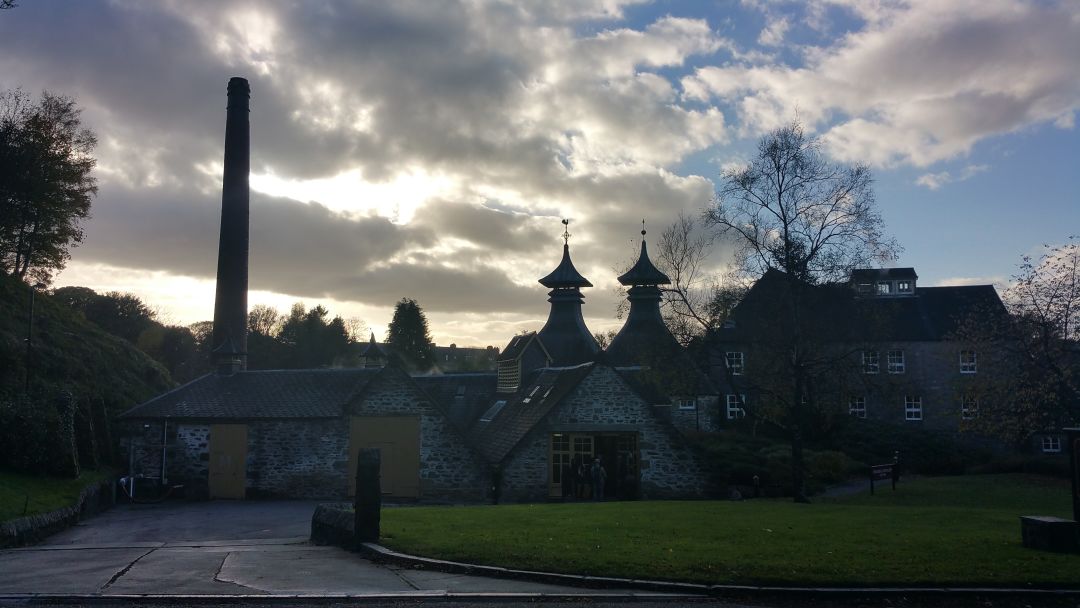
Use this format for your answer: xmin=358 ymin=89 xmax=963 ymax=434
xmin=549 ymin=432 xmax=638 ymax=500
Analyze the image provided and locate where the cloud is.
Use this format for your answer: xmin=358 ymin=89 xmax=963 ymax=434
xmin=915 ymin=164 xmax=988 ymax=190
xmin=683 ymin=0 xmax=1080 ymax=166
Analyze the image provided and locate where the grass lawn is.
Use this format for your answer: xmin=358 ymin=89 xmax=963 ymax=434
xmin=379 ymin=474 xmax=1080 ymax=587
xmin=0 ymin=468 xmax=114 ymax=522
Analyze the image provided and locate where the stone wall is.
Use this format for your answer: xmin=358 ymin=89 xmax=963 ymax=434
xmin=349 ymin=367 xmax=488 ymax=502
xmin=500 ymin=365 xmax=712 ymax=501
xmin=122 ymin=367 xmax=488 ymax=502
xmin=247 ymin=419 xmax=348 ymax=498
xmin=670 ymin=395 xmax=719 ymax=434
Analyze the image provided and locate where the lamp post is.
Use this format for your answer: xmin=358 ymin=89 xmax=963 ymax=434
xmin=24 ymin=281 xmax=47 ymax=392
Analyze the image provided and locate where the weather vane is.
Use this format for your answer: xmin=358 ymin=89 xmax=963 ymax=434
xmin=562 ymin=218 xmax=570 ymax=245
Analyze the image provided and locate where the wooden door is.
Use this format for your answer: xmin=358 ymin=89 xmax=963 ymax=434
xmin=348 ymin=416 xmax=420 ymax=498
xmin=209 ymin=424 xmax=247 ymax=499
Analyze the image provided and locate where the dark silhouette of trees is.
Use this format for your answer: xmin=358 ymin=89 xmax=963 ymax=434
xmin=706 ymin=119 xmax=899 ymax=502
xmin=52 ymin=286 xmax=209 ymax=382
xmin=386 ymin=298 xmax=434 ymax=372
xmin=0 ymin=89 xmax=97 ymax=284
xmin=266 ymin=302 xmax=350 ymax=369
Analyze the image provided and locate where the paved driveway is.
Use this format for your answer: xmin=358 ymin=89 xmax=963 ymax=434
xmin=0 ymin=501 xmax=611 ymax=596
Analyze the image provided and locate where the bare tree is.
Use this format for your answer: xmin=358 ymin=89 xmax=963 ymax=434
xmin=707 ymin=119 xmax=899 ymax=502
xmin=247 ymin=304 xmax=281 ymax=336
xmin=956 ymin=237 xmax=1080 ymax=444
xmin=343 ymin=316 xmax=370 ymax=344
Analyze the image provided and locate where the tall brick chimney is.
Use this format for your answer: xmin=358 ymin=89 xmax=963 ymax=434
xmin=211 ymin=77 xmax=250 ymax=374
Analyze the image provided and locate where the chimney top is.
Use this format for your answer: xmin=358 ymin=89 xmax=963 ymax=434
xmin=227 ymin=77 xmax=250 ymax=97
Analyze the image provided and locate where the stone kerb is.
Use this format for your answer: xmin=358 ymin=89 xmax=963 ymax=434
xmin=0 ymin=478 xmax=115 ymax=548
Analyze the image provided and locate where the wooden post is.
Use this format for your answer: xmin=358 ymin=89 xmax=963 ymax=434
xmin=1067 ymin=428 xmax=1080 ymax=523
xmin=353 ymin=448 xmax=381 ymax=547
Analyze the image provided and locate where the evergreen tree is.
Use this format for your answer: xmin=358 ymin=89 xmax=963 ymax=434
xmin=386 ymin=297 xmax=434 ymax=372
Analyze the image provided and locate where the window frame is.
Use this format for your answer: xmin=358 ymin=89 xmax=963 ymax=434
xmin=960 ymin=350 xmax=977 ymax=374
xmin=904 ymin=395 xmax=922 ymax=421
xmin=677 ymin=398 xmax=697 ymax=411
xmin=725 ymin=394 xmax=746 ymax=420
xmin=1041 ymin=436 xmax=1062 ymax=453
xmin=862 ymin=350 xmax=880 ymax=374
xmin=849 ymin=396 xmax=867 ymax=419
xmin=725 ymin=351 xmax=744 ymax=376
xmin=961 ymin=394 xmax=978 ymax=420
xmin=888 ymin=349 xmax=905 ymax=374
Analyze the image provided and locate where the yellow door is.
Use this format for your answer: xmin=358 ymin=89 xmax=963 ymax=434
xmin=348 ymin=416 xmax=420 ymax=498
xmin=209 ymin=424 xmax=247 ymax=499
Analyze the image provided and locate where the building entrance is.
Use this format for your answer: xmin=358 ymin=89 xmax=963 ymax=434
xmin=549 ymin=432 xmax=638 ymax=500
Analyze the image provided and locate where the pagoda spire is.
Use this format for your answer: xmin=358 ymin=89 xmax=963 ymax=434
xmin=536 ymin=219 xmax=599 ymax=365
xmin=607 ymin=223 xmax=680 ymax=366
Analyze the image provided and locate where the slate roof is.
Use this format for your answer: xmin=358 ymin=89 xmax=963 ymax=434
xmin=539 ymin=244 xmax=592 ymax=288
xmin=412 ymin=373 xmax=498 ymax=430
xmin=850 ymin=267 xmax=918 ymax=282
xmin=716 ymin=269 xmax=1007 ymax=343
xmin=498 ymin=332 xmax=547 ymax=362
xmin=119 ymin=369 xmax=381 ymax=420
xmin=617 ymin=240 xmax=670 ymax=286
xmin=467 ymin=363 xmax=595 ymax=463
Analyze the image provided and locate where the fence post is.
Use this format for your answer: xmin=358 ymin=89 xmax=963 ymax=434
xmin=353 ymin=448 xmax=381 ymax=547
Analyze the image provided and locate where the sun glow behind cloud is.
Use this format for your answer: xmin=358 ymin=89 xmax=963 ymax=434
xmin=250 ymin=169 xmax=460 ymax=224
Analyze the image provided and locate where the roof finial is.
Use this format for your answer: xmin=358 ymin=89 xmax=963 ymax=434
xmin=562 ymin=218 xmax=570 ymax=245
xmin=641 ymin=219 xmax=646 ymax=237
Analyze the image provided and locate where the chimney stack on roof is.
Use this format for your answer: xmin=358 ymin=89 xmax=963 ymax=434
xmin=211 ymin=77 xmax=250 ymax=373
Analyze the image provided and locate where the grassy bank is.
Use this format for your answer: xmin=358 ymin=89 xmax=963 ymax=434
xmin=379 ymin=474 xmax=1079 ymax=587
xmin=0 ymin=469 xmax=114 ymax=522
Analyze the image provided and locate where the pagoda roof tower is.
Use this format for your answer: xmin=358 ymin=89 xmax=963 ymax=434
xmin=606 ymin=223 xmax=683 ymax=367
xmin=536 ymin=220 xmax=599 ymax=365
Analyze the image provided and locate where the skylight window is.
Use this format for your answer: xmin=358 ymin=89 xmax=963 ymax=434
xmin=480 ymin=400 xmax=507 ymax=422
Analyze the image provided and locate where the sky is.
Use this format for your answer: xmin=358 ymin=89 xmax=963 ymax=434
xmin=2 ymin=0 xmax=1078 ymax=347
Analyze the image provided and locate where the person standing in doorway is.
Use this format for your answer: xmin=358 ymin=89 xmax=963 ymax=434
xmin=591 ymin=456 xmax=607 ymax=501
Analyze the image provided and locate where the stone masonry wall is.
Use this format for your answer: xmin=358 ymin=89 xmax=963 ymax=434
xmin=247 ymin=419 xmax=347 ymax=499
xmin=670 ymin=395 xmax=719 ymax=434
xmin=500 ymin=365 xmax=712 ymax=501
xmin=349 ymin=367 xmax=488 ymax=502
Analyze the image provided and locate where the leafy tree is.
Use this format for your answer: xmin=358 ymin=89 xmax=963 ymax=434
xmin=0 ymin=89 xmax=97 ymax=284
xmin=386 ymin=297 xmax=435 ymax=372
xmin=706 ymin=119 xmax=898 ymax=502
xmin=53 ymin=286 xmax=157 ymax=344
xmin=277 ymin=302 xmax=350 ymax=368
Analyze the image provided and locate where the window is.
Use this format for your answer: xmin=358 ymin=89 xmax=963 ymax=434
xmin=726 ymin=394 xmax=746 ymax=419
xmin=678 ymin=398 xmax=697 ymax=410
xmin=849 ymin=396 xmax=866 ymax=418
xmin=725 ymin=351 xmax=744 ymax=375
xmin=862 ymin=350 xmax=879 ymax=374
xmin=480 ymin=400 xmax=508 ymax=422
xmin=904 ymin=396 xmax=922 ymax=421
xmin=856 ymin=283 xmax=873 ymax=295
xmin=961 ymin=395 xmax=978 ymax=420
xmin=877 ymin=282 xmax=892 ymax=295
xmin=888 ymin=349 xmax=905 ymax=374
xmin=897 ymin=280 xmax=913 ymax=293
xmin=960 ymin=350 xmax=977 ymax=374
xmin=522 ymin=385 xmax=541 ymax=403
xmin=1042 ymin=436 xmax=1061 ymax=453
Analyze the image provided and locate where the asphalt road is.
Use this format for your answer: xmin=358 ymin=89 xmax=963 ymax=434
xmin=0 ymin=501 xmax=641 ymax=597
